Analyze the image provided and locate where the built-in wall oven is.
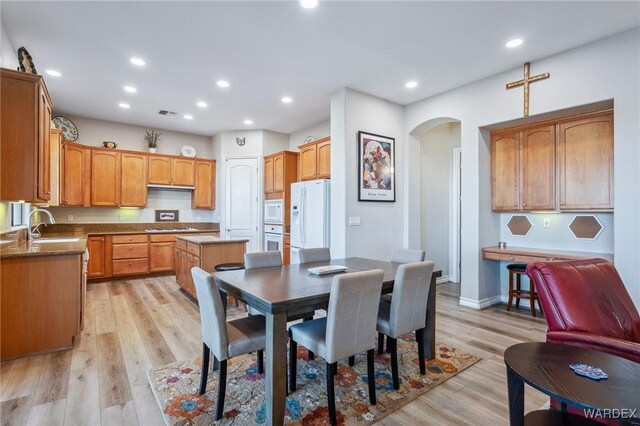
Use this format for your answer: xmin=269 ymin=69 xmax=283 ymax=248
xmin=264 ymin=199 xmax=284 ymax=225
xmin=264 ymin=224 xmax=284 ymax=253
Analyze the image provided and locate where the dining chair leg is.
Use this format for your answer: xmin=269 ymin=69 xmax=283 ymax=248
xmin=257 ymin=350 xmax=264 ymax=374
xmin=378 ymin=332 xmax=385 ymax=355
xmin=289 ymin=333 xmax=297 ymax=393
xmin=326 ymin=362 xmax=337 ymax=426
xmin=389 ymin=337 xmax=400 ymax=390
xmin=199 ymin=343 xmax=210 ymax=394
xmin=366 ymin=349 xmax=376 ymax=405
xmin=416 ymin=328 xmax=426 ymax=375
xmin=348 ymin=356 xmax=355 ymax=366
xmin=215 ymin=359 xmax=227 ymax=420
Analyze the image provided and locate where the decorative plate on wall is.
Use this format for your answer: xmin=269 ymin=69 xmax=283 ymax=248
xmin=181 ymin=145 xmax=196 ymax=157
xmin=52 ymin=116 xmax=79 ymax=141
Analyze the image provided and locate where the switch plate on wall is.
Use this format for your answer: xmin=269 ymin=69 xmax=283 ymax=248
xmin=67 ymin=215 xmax=74 ymax=222
xmin=543 ymin=218 xmax=551 ymax=228
xmin=348 ymin=217 xmax=361 ymax=226
xmin=119 ymin=215 xmax=125 ymax=222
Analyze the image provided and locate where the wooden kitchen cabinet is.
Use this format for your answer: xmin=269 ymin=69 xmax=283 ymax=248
xmin=491 ymin=110 xmax=612 ymax=212
xmin=192 ymin=160 xmax=216 ymax=209
xmin=49 ymin=129 xmax=63 ymax=206
xmin=61 ymin=143 xmax=87 ymax=206
xmin=148 ymin=155 xmax=195 ymax=187
xmin=491 ymin=130 xmax=520 ymax=211
xmin=264 ymin=151 xmax=298 ymax=197
xmin=299 ymin=143 xmax=317 ymax=181
xmin=111 ymin=234 xmax=149 ymax=276
xmin=148 ymin=156 xmax=172 ymax=184
xmin=150 ymin=241 xmax=176 ymax=272
xmin=283 ymin=234 xmax=291 ymax=265
xmin=91 ymin=150 xmax=121 ymax=206
xmin=491 ymin=125 xmax=555 ymax=212
xmin=558 ymin=112 xmax=613 ymax=210
xmin=1 ymin=68 xmax=53 ymax=202
xmin=87 ymin=236 xmax=106 ymax=278
xmin=299 ymin=136 xmax=331 ymax=181
xmin=121 ymin=153 xmax=148 ymax=207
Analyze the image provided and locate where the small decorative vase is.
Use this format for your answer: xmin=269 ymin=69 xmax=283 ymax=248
xmin=149 ymin=148 xmax=157 ymax=153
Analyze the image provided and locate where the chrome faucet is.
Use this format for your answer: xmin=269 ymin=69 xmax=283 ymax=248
xmin=28 ymin=208 xmax=55 ymax=240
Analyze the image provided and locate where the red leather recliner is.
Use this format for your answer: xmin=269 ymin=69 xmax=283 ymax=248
xmin=526 ymin=258 xmax=640 ymax=363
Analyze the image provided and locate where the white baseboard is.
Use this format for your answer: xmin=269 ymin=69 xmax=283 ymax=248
xmin=458 ymin=295 xmax=502 ymax=310
xmin=436 ymin=275 xmax=450 ymax=284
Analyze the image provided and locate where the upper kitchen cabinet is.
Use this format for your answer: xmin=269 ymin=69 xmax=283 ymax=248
xmin=490 ymin=110 xmax=613 ymax=212
xmin=148 ymin=155 xmax=172 ymax=185
xmin=91 ymin=150 xmax=121 ymax=206
xmin=121 ymin=153 xmax=148 ymax=207
xmin=61 ymin=143 xmax=88 ymax=206
xmin=192 ymin=160 xmax=216 ymax=209
xmin=1 ymin=68 xmax=52 ymax=202
xmin=299 ymin=136 xmax=331 ymax=181
xmin=263 ymin=151 xmax=298 ymax=198
xmin=558 ymin=112 xmax=613 ymax=210
xmin=49 ymin=128 xmax=63 ymax=206
xmin=148 ymin=155 xmax=195 ymax=187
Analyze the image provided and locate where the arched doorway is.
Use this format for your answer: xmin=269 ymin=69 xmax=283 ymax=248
xmin=409 ymin=117 xmax=462 ymax=283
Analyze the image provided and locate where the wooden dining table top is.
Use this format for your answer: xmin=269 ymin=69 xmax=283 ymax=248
xmin=212 ymin=257 xmax=402 ymax=314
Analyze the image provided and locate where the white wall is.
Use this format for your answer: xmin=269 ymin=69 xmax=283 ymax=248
xmin=289 ymin=120 xmax=330 ymax=151
xmin=404 ymin=28 xmax=640 ymax=308
xmin=62 ymin=115 xmax=213 ymax=158
xmin=1 ymin=21 xmax=18 ymax=69
xmin=331 ymin=89 xmax=404 ymax=261
xmin=263 ymin=130 xmax=291 ymax=156
xmin=420 ymin=122 xmax=461 ymax=277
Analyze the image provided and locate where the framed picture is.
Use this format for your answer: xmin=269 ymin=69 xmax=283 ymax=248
xmin=358 ymin=131 xmax=395 ymax=202
xmin=155 ymin=209 xmax=179 ymax=222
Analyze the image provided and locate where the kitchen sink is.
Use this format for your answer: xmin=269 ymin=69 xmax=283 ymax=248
xmin=32 ymin=238 xmax=81 ymax=244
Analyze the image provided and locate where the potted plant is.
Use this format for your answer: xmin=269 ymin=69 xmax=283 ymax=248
xmin=145 ymin=130 xmax=161 ymax=153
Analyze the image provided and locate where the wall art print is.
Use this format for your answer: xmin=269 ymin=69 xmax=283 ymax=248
xmin=358 ymin=131 xmax=395 ymax=202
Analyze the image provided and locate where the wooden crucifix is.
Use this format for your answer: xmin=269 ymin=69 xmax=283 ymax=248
xmin=506 ymin=62 xmax=550 ymax=117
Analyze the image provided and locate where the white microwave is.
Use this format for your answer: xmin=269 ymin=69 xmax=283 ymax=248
xmin=264 ymin=199 xmax=284 ymax=224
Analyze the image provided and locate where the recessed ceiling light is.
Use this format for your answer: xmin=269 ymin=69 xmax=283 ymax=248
xmin=184 ymin=114 xmax=194 ymax=120
xmin=45 ymin=69 xmax=61 ymax=77
xmin=405 ymin=81 xmax=418 ymax=89
xmin=281 ymin=96 xmax=293 ymax=104
xmin=300 ymin=0 xmax=318 ymax=8
xmin=123 ymin=85 xmax=137 ymax=93
xmin=505 ymin=38 xmax=523 ymax=48
xmin=130 ymin=57 xmax=146 ymax=66
xmin=196 ymin=101 xmax=208 ymax=108
xmin=216 ymin=80 xmax=230 ymax=88
xmin=118 ymin=102 xmax=130 ymax=109
xmin=244 ymin=119 xmax=254 ymax=125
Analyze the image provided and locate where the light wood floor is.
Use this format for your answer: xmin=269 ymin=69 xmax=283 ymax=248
xmin=1 ymin=277 xmax=549 ymax=425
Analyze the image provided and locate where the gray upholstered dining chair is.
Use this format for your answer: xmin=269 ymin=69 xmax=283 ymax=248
xmin=380 ymin=248 xmax=426 ymax=303
xmin=288 ymin=269 xmax=384 ymax=426
xmin=376 ymin=261 xmax=435 ymax=389
xmin=191 ymin=267 xmax=266 ymax=420
xmin=298 ymin=247 xmax=331 ymax=264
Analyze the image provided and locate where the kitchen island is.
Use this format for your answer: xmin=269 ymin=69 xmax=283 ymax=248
xmin=175 ymin=235 xmax=248 ymax=299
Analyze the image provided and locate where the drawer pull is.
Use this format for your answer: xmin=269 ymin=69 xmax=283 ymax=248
xmin=129 ymin=262 xmax=132 ymax=265
xmin=509 ymin=256 xmax=514 ymax=260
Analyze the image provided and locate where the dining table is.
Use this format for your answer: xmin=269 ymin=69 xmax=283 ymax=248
xmin=213 ymin=257 xmax=442 ymax=426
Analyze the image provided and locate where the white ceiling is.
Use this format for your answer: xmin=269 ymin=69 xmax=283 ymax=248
xmin=2 ymin=1 xmax=639 ymax=136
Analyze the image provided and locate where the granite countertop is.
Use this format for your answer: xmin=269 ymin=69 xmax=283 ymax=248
xmin=176 ymin=235 xmax=249 ymax=245
xmin=0 ymin=237 xmax=88 ymax=259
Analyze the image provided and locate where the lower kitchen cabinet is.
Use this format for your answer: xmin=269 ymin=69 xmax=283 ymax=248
xmin=150 ymin=241 xmax=176 ymax=272
xmin=87 ymin=235 xmax=106 ymax=278
xmin=111 ymin=234 xmax=149 ymax=276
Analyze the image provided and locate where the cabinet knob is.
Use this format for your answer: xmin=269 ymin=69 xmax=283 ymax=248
xmin=509 ymin=256 xmax=514 ymax=260
xmin=514 ymin=203 xmax=518 ymax=207
xmin=45 ymin=191 xmax=51 ymax=195
xmin=560 ymin=202 xmax=565 ymax=206
xmin=129 ymin=262 xmax=132 ymax=265
xmin=523 ymin=203 xmax=527 ymax=207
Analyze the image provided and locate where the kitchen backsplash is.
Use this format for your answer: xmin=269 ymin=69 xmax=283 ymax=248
xmin=48 ymin=188 xmax=219 ymax=223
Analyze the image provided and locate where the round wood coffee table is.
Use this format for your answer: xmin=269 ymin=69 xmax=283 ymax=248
xmin=504 ymin=342 xmax=640 ymax=426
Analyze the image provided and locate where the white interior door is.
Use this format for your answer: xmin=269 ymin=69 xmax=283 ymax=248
xmin=225 ymin=158 xmax=259 ymax=252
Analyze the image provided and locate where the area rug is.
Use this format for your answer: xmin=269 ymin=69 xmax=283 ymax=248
xmin=147 ymin=337 xmax=480 ymax=425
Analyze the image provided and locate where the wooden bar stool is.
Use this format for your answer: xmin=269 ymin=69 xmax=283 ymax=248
xmin=506 ymin=263 xmax=540 ymax=317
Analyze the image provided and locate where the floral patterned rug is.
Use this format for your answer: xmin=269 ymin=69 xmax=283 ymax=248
xmin=147 ymin=337 xmax=480 ymax=425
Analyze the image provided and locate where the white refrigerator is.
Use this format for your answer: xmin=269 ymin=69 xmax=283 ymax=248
xmin=290 ymin=179 xmax=330 ymax=264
